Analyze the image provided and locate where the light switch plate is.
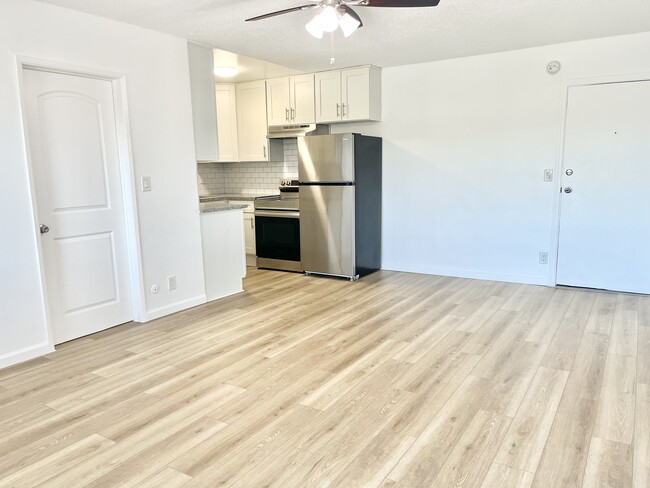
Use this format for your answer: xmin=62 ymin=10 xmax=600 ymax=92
xmin=544 ymin=169 xmax=554 ymax=182
xmin=141 ymin=176 xmax=151 ymax=192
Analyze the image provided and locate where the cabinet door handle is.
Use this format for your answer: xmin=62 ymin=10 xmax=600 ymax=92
xmin=291 ymin=107 xmax=295 ymax=121
xmin=285 ymin=108 xmax=289 ymax=122
xmin=263 ymin=145 xmax=267 ymax=158
xmin=336 ymin=103 xmax=340 ymax=117
xmin=250 ymin=218 xmax=254 ymax=229
xmin=342 ymin=103 xmax=346 ymax=118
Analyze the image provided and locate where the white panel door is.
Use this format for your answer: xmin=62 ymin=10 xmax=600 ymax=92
xmin=23 ymin=69 xmax=133 ymax=344
xmin=290 ymin=74 xmax=315 ymax=124
xmin=266 ymin=77 xmax=290 ymax=126
xmin=315 ymin=70 xmax=342 ymax=123
xmin=556 ymin=81 xmax=650 ymax=294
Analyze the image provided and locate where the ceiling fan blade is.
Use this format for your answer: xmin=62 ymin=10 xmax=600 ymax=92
xmin=245 ymin=5 xmax=317 ymax=22
xmin=339 ymin=5 xmax=363 ymax=27
xmin=356 ymin=0 xmax=440 ymax=7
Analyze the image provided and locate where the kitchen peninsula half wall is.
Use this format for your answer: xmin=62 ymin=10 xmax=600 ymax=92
xmin=198 ymin=139 xmax=298 ymax=197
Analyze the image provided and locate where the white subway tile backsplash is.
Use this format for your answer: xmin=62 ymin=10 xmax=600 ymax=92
xmin=197 ymin=139 xmax=299 ymax=196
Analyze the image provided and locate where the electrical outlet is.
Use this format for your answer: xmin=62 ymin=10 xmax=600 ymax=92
xmin=539 ymin=252 xmax=549 ymax=265
xmin=168 ymin=275 xmax=177 ymax=291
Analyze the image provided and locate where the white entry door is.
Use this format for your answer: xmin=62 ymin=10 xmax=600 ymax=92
xmin=556 ymin=80 xmax=650 ymax=294
xmin=23 ymin=69 xmax=133 ymax=344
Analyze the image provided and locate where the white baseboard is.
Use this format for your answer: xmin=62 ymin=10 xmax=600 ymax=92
xmin=141 ymin=294 xmax=207 ymax=323
xmin=0 ymin=342 xmax=55 ymax=370
xmin=381 ymin=262 xmax=548 ymax=286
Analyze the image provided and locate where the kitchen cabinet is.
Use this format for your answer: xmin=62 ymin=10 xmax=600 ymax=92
xmin=187 ymin=42 xmax=219 ymax=162
xmin=315 ymin=66 xmax=381 ymax=123
xmin=200 ymin=208 xmax=246 ymax=301
xmin=230 ymin=200 xmax=256 ymax=266
xmin=236 ymin=81 xmax=282 ymax=162
xmin=266 ymin=74 xmax=315 ymax=125
xmin=214 ymin=84 xmax=239 ymax=162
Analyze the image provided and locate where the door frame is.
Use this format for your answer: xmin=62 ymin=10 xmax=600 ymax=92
xmin=16 ymin=55 xmax=147 ymax=348
xmin=548 ymin=71 xmax=650 ymax=287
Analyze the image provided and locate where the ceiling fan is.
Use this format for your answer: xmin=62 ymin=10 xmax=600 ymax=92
xmin=246 ymin=0 xmax=441 ymax=39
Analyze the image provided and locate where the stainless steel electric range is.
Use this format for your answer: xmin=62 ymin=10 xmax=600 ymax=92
xmin=253 ymin=180 xmax=301 ymax=272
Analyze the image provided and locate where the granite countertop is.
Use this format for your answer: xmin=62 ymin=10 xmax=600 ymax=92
xmin=199 ymin=202 xmax=249 ymax=214
xmin=199 ymin=194 xmax=279 ymax=203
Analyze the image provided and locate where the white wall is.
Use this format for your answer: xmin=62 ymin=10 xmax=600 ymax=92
xmin=0 ymin=0 xmax=206 ymax=367
xmin=334 ymin=31 xmax=650 ymax=285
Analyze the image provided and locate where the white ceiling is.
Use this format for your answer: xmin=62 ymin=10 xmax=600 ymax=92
xmin=212 ymin=48 xmax=300 ymax=83
xmin=37 ymin=0 xmax=650 ymax=73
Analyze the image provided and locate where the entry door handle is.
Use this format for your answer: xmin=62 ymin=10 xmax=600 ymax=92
xmin=40 ymin=224 xmax=49 ymax=234
xmin=564 ymin=186 xmax=573 ymax=194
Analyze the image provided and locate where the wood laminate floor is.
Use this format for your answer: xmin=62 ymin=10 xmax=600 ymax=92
xmin=0 ymin=269 xmax=648 ymax=487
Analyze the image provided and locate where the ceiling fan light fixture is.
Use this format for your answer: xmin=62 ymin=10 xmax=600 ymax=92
xmin=339 ymin=11 xmax=361 ymax=37
xmin=305 ymin=14 xmax=324 ymax=38
xmin=319 ymin=5 xmax=340 ymax=33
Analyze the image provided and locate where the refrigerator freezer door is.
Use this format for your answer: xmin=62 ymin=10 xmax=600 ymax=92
xmin=300 ymin=185 xmax=356 ymax=277
xmin=298 ymin=134 xmax=355 ymax=183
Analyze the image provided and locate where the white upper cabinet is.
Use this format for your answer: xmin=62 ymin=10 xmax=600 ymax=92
xmin=266 ymin=74 xmax=316 ymax=125
xmin=236 ymin=80 xmax=269 ymax=161
xmin=215 ymin=84 xmax=238 ymax=162
xmin=187 ymin=42 xmax=219 ymax=161
xmin=290 ymin=74 xmax=316 ymax=124
xmin=314 ymin=70 xmax=342 ymax=124
xmin=315 ymin=66 xmax=381 ymax=123
xmin=266 ymin=77 xmax=291 ymax=126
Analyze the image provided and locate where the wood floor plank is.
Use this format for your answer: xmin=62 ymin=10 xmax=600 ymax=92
xmin=482 ymin=341 xmax=548 ymax=418
xmin=36 ymin=401 xmax=228 ymax=487
xmin=609 ymin=296 xmax=639 ymax=357
xmin=494 ymin=367 xmax=569 ymax=473
xmin=480 ymin=463 xmax=534 ymax=488
xmin=0 ymin=433 xmax=114 ymax=488
xmin=562 ymin=332 xmax=609 ymax=403
xmin=84 ymin=417 xmax=227 ymax=488
xmin=133 ymin=467 xmax=192 ymax=488
xmin=385 ymin=375 xmax=490 ymax=485
xmin=531 ymin=398 xmax=597 ymax=488
xmin=634 ymin=383 xmax=650 ymax=488
xmin=637 ymin=324 xmax=650 ymax=385
xmin=582 ymin=437 xmax=633 ymax=488
xmin=454 ymin=295 xmax=508 ymax=333
xmin=525 ymin=288 xmax=576 ymax=344
xmin=593 ymin=354 xmax=636 ymax=445
xmin=0 ymin=268 xmax=646 ymax=488
xmin=541 ymin=317 xmax=588 ymax=371
xmin=430 ymin=409 xmax=511 ymax=488
xmin=585 ymin=293 xmax=617 ymax=335
xmin=639 ymin=295 xmax=650 ymax=326
xmin=329 ymin=430 xmax=415 ymax=488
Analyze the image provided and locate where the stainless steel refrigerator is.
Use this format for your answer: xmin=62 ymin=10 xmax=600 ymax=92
xmin=298 ymin=133 xmax=382 ymax=280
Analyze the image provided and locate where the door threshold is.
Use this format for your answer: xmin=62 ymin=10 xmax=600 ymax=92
xmin=556 ymin=284 xmax=648 ymax=296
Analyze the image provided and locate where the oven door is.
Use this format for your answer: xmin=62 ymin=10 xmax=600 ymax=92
xmin=254 ymin=210 xmax=301 ymax=263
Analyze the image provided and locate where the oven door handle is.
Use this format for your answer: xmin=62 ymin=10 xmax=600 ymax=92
xmin=254 ymin=211 xmax=300 ymax=219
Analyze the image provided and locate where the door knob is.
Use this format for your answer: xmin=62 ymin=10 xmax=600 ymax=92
xmin=40 ymin=224 xmax=49 ymax=234
xmin=564 ymin=187 xmax=573 ymax=194
xmin=565 ymin=169 xmax=574 ymax=176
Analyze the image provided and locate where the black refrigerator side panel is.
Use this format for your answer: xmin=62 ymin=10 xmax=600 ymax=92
xmin=354 ymin=134 xmax=382 ymax=277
